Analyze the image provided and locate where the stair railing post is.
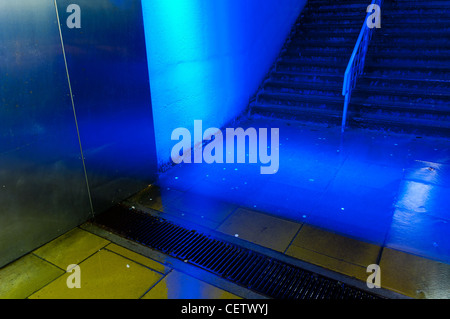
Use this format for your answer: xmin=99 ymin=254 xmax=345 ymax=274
xmin=341 ymin=0 xmax=383 ymax=133
xmin=342 ymin=92 xmax=350 ymax=133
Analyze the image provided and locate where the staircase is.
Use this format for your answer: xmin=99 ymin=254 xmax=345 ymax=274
xmin=250 ymin=0 xmax=450 ymax=136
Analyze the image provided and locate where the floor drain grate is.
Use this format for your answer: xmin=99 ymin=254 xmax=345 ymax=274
xmin=93 ymin=205 xmax=382 ymax=300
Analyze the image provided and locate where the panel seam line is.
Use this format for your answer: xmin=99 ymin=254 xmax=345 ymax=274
xmin=54 ymin=0 xmax=95 ymax=217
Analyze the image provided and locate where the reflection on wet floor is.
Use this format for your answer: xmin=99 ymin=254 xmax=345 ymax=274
xmin=142 ymin=270 xmax=241 ymax=299
xmin=150 ymin=117 xmax=450 ymax=264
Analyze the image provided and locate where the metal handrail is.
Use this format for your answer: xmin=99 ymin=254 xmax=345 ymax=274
xmin=341 ymin=0 xmax=383 ymax=133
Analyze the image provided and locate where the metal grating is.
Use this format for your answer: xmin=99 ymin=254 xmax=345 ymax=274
xmin=93 ymin=205 xmax=382 ymax=300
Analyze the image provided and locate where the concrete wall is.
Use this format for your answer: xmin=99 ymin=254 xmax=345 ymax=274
xmin=141 ymin=0 xmax=307 ymax=166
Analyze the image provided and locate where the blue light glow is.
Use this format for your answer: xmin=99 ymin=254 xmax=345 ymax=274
xmin=141 ymin=0 xmax=306 ymax=164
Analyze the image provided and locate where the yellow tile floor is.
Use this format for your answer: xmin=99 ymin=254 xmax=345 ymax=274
xmin=0 ymin=227 xmax=241 ymax=299
xmin=217 ymin=208 xmax=302 ymax=252
xmin=215 ymin=207 xmax=449 ymax=299
xmin=1 ymin=205 xmax=449 ymax=299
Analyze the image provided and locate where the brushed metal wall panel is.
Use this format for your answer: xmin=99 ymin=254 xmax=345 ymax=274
xmin=0 ymin=1 xmax=92 ymax=267
xmin=56 ymin=0 xmax=158 ymax=214
xmin=0 ymin=0 xmax=158 ymax=267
